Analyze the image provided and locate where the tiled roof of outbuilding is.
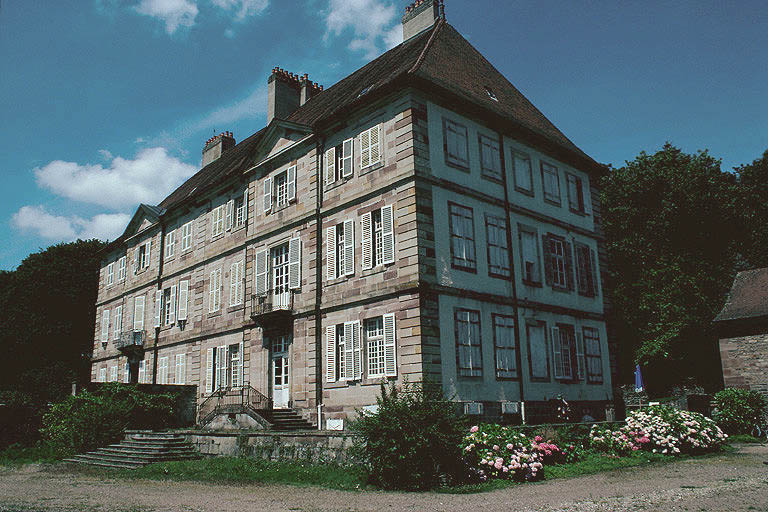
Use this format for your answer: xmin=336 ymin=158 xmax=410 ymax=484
xmin=714 ymin=268 xmax=768 ymax=322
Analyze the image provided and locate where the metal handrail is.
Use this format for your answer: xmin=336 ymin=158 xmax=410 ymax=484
xmin=198 ymin=384 xmax=271 ymax=425
xmin=251 ymin=290 xmax=294 ymax=317
xmin=115 ymin=330 xmax=145 ymax=350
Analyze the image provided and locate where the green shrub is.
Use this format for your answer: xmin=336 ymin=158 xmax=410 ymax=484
xmin=713 ymin=388 xmax=767 ymax=434
xmin=41 ymin=383 xmax=178 ymax=457
xmin=351 ymin=381 xmax=467 ymax=490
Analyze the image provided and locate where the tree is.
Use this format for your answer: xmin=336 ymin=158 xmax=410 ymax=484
xmin=734 ymin=150 xmax=768 ymax=268
xmin=602 ymin=143 xmax=738 ymax=394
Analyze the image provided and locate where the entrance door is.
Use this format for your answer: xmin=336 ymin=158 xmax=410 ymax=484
xmin=271 ymin=335 xmax=290 ymax=408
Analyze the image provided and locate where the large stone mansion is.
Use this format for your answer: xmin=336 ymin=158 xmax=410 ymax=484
xmin=91 ymin=0 xmax=613 ymax=428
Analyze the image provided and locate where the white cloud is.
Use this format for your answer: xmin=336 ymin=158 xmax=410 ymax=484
xmin=34 ymin=147 xmax=197 ymax=210
xmin=12 ymin=206 xmax=131 ymax=242
xmin=325 ymin=0 xmax=402 ymax=59
xmin=135 ymin=0 xmax=198 ymax=34
xmin=211 ymin=0 xmax=269 ymax=21
xmin=98 ymin=149 xmax=113 ymax=161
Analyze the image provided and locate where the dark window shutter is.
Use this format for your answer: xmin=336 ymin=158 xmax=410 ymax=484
xmin=565 ymin=241 xmax=575 ymax=291
xmin=589 ymin=248 xmax=598 ymax=297
xmin=543 ymin=234 xmax=554 ymax=286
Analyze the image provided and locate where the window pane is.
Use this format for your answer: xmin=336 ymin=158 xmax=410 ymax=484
xmin=514 ymin=154 xmax=532 ymax=191
xmin=528 ymin=324 xmax=547 ymax=378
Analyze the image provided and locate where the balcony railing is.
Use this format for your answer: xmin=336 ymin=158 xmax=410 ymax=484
xmin=115 ymin=330 xmax=146 ymax=353
xmin=251 ymin=291 xmax=294 ymax=325
xmin=198 ymin=385 xmax=271 ymax=426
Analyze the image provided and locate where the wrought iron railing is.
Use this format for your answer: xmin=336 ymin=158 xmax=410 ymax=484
xmin=198 ymin=385 xmax=271 ymax=426
xmin=115 ymin=330 xmax=146 ymax=351
xmin=251 ymin=290 xmax=294 ymax=317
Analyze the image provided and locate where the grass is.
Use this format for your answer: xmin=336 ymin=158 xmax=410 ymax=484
xmin=726 ymin=434 xmax=765 ymax=444
xmin=116 ymin=456 xmax=370 ymax=490
xmin=0 ymin=444 xmax=60 ymax=466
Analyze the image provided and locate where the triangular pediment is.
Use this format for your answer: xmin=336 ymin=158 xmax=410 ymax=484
xmin=121 ymin=204 xmax=165 ymax=241
xmin=251 ymin=119 xmax=312 ymax=164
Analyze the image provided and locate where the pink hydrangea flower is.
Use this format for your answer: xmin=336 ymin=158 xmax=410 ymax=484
xmin=470 ymin=426 xmax=479 ymax=433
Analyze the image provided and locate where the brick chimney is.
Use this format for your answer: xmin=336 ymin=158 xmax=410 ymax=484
xmin=299 ymin=73 xmax=323 ymax=106
xmin=402 ymin=0 xmax=443 ymax=41
xmin=202 ymin=131 xmax=236 ymax=167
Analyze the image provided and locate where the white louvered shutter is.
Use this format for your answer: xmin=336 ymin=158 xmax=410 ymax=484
xmin=360 ymin=130 xmax=370 ymax=168
xmin=133 ymin=296 xmax=145 ymax=331
xmin=263 ymin=177 xmax=272 ymax=214
xmin=352 ymin=321 xmax=363 ymax=381
xmin=381 ymin=205 xmax=395 ymax=264
xmin=551 ymin=326 xmax=563 ymax=379
xmin=326 ymin=225 xmax=336 ymax=280
xmin=138 ymin=360 xmax=146 ymax=384
xmin=370 ymin=125 xmax=381 ymax=166
xmin=219 ymin=345 xmax=228 ymax=388
xmin=226 ymin=199 xmax=234 ymax=230
xmin=178 ymin=280 xmax=188 ymax=321
xmin=101 ymin=310 xmax=110 ymax=343
xmin=242 ymin=187 xmax=249 ymax=224
xmin=230 ymin=262 xmax=237 ymax=306
xmin=205 ymin=348 xmax=214 ymax=393
xmin=124 ymin=363 xmax=130 ymax=383
xmin=114 ymin=306 xmax=122 ymax=340
xmin=383 ymin=313 xmax=396 ymax=377
xmin=343 ymin=219 xmax=354 ymax=276
xmin=132 ymin=248 xmax=138 ymax=274
xmin=169 ymin=285 xmax=177 ymax=324
xmin=344 ymin=322 xmax=354 ymax=381
xmin=255 ymin=249 xmax=268 ymax=296
xmin=576 ymin=331 xmax=585 ymax=380
xmin=341 ymin=138 xmax=353 ymax=177
xmin=287 ymin=165 xmax=296 ymax=202
xmin=154 ymin=290 xmax=161 ymax=328
xmin=145 ymin=239 xmax=151 ymax=268
xmin=325 ymin=147 xmax=336 ymax=186
xmin=361 ymin=212 xmax=373 ymax=270
xmin=326 ymin=325 xmax=336 ymax=382
xmin=288 ymin=237 xmax=301 ymax=289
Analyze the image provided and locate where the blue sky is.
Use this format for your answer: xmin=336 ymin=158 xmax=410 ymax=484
xmin=1 ymin=0 xmax=766 ymax=270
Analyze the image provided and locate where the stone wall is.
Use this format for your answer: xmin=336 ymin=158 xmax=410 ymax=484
xmin=719 ymin=334 xmax=768 ymax=399
xmin=183 ymin=430 xmax=358 ymax=464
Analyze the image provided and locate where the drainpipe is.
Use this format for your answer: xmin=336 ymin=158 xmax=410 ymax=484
xmin=314 ymin=136 xmax=326 ymax=429
xmin=152 ymin=221 xmax=166 ymax=385
xmin=497 ymin=129 xmax=526 ymax=422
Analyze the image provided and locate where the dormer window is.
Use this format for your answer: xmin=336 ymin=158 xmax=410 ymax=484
xmin=484 ymin=86 xmax=498 ymax=102
xmin=358 ymin=86 xmax=370 ymax=97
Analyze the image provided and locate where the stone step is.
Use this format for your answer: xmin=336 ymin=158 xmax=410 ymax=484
xmin=102 ymin=446 xmax=197 ymax=457
xmin=96 ymin=448 xmax=199 ymax=460
xmin=66 ymin=455 xmax=144 ymax=469
xmin=67 ymin=431 xmax=201 ymax=470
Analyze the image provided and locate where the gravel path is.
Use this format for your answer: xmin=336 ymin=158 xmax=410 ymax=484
xmin=1 ymin=444 xmax=766 ymax=512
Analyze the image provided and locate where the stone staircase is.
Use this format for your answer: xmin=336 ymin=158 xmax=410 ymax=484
xmin=258 ymin=409 xmax=315 ymax=431
xmin=64 ymin=430 xmax=200 ymax=469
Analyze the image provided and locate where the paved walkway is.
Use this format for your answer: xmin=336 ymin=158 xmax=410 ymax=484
xmin=0 ymin=444 xmax=766 ymax=512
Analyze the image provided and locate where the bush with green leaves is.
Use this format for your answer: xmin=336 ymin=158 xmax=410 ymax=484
xmin=41 ymin=383 xmax=178 ymax=457
xmin=713 ymin=388 xmax=767 ymax=434
xmin=350 ymin=381 xmax=467 ymax=490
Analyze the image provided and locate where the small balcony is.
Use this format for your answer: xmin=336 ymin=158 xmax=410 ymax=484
xmin=115 ymin=330 xmax=146 ymax=357
xmin=251 ymin=291 xmax=294 ymax=328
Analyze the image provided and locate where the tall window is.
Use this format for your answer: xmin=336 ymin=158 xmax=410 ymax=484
xmin=449 ymin=202 xmax=476 ymax=272
xmin=575 ymin=242 xmax=598 ymax=297
xmin=158 ymin=356 xmax=169 ymax=385
xmin=361 ymin=206 xmax=394 ymax=270
xmin=229 ymin=260 xmax=243 ymax=306
xmin=336 ymin=223 xmax=346 ymax=278
xmin=455 ymin=309 xmax=482 ymax=377
xmin=113 ymin=305 xmax=122 ymax=340
xmin=133 ymin=296 xmax=145 ymax=331
xmin=493 ymin=314 xmax=517 ymax=379
xmin=211 ymin=204 xmax=225 ymax=237
xmin=567 ymin=173 xmax=587 ymax=214
xmin=209 ymin=268 xmax=221 ymax=313
xmin=137 ymin=242 xmax=150 ymax=269
xmin=552 ymin=325 xmax=583 ymax=381
xmin=118 ymin=256 xmax=126 ymax=281
xmin=274 ymin=171 xmax=289 ymax=208
xmin=360 ymin=125 xmax=381 ymax=170
xmin=519 ymin=226 xmax=541 ymax=284
xmin=479 ymin=134 xmax=502 ymax=181
xmin=325 ymin=138 xmax=355 ymax=186
xmin=485 ymin=214 xmax=510 ymax=278
xmin=512 ymin=151 xmax=533 ymax=194
xmin=162 ymin=286 xmax=176 ymax=326
xmin=181 ymin=221 xmax=193 ymax=251
xmin=101 ymin=309 xmax=110 ymax=343
xmin=366 ymin=317 xmax=385 ymax=378
xmin=527 ymin=322 xmax=549 ymax=380
xmin=206 ymin=343 xmax=243 ymax=392
xmin=110 ymin=366 xmax=118 ymax=382
xmin=98 ymin=368 xmax=107 ymax=382
xmin=106 ymin=263 xmax=114 ymax=286
xmin=175 ymin=353 xmax=186 ymax=385
xmin=544 ymin=234 xmax=572 ymax=290
xmin=234 ymin=191 xmax=247 ymax=228
xmin=583 ymin=327 xmax=603 ymax=383
xmin=541 ymin=162 xmax=561 ymax=205
xmin=165 ymin=231 xmax=175 ymax=258
xmin=443 ymin=118 xmax=469 ymax=169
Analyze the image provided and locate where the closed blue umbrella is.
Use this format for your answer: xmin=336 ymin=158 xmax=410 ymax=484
xmin=634 ymin=364 xmax=644 ymax=392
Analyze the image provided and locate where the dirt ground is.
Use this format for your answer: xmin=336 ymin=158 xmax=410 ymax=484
xmin=1 ymin=444 xmax=767 ymax=512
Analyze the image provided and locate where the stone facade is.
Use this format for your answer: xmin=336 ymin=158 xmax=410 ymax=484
xmin=719 ymin=334 xmax=768 ymax=399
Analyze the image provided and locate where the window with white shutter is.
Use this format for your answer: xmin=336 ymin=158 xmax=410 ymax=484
xmin=110 ymin=366 xmax=118 ymax=382
xmin=101 ymin=309 xmax=110 ymax=344
xmin=181 ymin=221 xmax=194 ymax=252
xmin=124 ymin=363 xmax=130 ymax=383
xmin=360 ymin=125 xmax=381 ymax=170
xmin=255 ymin=249 xmax=268 ymax=296
xmin=177 ymin=280 xmax=189 ymax=321
xmin=343 ymin=219 xmax=354 ymax=276
xmin=211 ymin=204 xmax=225 ymax=237
xmin=230 ymin=260 xmax=243 ymax=306
xmin=343 ymin=322 xmax=355 ymax=381
xmin=263 ymin=177 xmax=272 ymax=214
xmin=175 ymin=353 xmax=186 ymax=385
xmin=274 ymin=171 xmax=289 ymax=209
xmin=341 ymin=138 xmax=354 ymax=177
xmin=235 ymin=188 xmax=248 ymax=227
xmin=154 ymin=289 xmax=162 ymax=328
xmin=165 ymin=231 xmax=175 ymax=258
xmin=118 ymin=256 xmax=126 ymax=281
xmin=168 ymin=284 xmax=177 ymax=324
xmin=326 ymin=225 xmax=337 ymax=280
xmin=158 ymin=356 xmax=168 ymax=384
xmin=226 ymin=199 xmax=234 ymax=231
xmin=288 ymin=237 xmax=301 ymax=289
xmin=361 ymin=213 xmax=373 ymax=270
xmin=133 ymin=296 xmax=145 ymax=331
xmin=106 ymin=263 xmax=114 ymax=286
xmin=144 ymin=239 xmax=151 ymax=268
xmin=383 ymin=313 xmax=396 ymax=377
xmin=479 ymin=134 xmax=502 ymax=181
xmin=443 ymin=118 xmax=469 ymax=169
xmin=98 ymin=368 xmax=106 ymax=383
xmin=287 ymin=165 xmax=296 ymax=202
xmin=138 ymin=359 xmax=146 ymax=384
xmin=324 ymin=147 xmax=336 ymax=186
xmin=216 ymin=345 xmax=228 ymax=389
xmin=381 ymin=205 xmax=395 ymax=265
xmin=455 ymin=309 xmax=482 ymax=377
xmin=493 ymin=314 xmax=517 ymax=379
xmin=209 ymin=268 xmax=221 ymax=313
xmin=113 ymin=305 xmax=122 ymax=340
xmin=205 ymin=348 xmax=214 ymax=393
xmin=326 ymin=325 xmax=336 ymax=382
xmin=365 ymin=317 xmax=385 ymax=378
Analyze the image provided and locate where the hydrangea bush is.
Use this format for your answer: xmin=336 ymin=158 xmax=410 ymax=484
xmin=590 ymin=405 xmax=726 ymax=456
xmin=462 ymin=424 xmax=548 ymax=482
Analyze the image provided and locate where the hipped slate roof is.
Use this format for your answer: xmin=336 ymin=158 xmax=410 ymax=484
xmin=714 ymin=268 xmax=768 ymax=323
xmin=109 ymin=18 xmax=600 ymax=251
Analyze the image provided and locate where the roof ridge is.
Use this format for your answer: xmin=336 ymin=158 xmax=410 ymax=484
xmin=408 ymin=17 xmax=445 ymax=74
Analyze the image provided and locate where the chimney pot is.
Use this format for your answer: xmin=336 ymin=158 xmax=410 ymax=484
xmin=402 ymin=0 xmax=441 ymax=41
